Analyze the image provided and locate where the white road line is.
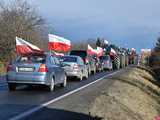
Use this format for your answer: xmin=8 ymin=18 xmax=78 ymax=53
xmin=9 ymin=71 xmax=120 ymax=120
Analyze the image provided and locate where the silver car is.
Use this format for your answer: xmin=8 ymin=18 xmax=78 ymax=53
xmin=61 ymin=55 xmax=88 ymax=81
xmin=99 ymin=55 xmax=113 ymax=70
xmin=7 ymin=54 xmax=67 ymax=91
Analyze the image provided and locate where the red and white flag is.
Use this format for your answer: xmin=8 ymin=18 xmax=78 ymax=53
xmin=53 ymin=52 xmax=64 ymax=56
xmin=48 ymin=34 xmax=71 ymax=52
xmin=87 ymin=44 xmax=97 ymax=55
xmin=96 ymin=47 xmax=103 ymax=57
xmin=16 ymin=37 xmax=43 ymax=55
xmin=110 ymin=48 xmax=117 ymax=56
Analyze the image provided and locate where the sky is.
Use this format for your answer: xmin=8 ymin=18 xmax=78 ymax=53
xmin=27 ymin=0 xmax=160 ymax=51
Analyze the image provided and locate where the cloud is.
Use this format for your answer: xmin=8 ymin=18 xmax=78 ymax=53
xmin=29 ymin=0 xmax=160 ymax=50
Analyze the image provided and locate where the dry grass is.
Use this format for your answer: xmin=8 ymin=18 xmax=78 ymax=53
xmin=110 ymin=66 xmax=160 ymax=98
xmin=89 ymin=66 xmax=160 ymax=120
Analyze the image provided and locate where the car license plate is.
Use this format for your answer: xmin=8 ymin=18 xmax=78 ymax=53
xmin=18 ymin=67 xmax=34 ymax=72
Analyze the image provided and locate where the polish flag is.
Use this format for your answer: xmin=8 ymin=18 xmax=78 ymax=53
xmin=110 ymin=48 xmax=117 ymax=56
xmin=96 ymin=47 xmax=103 ymax=57
xmin=87 ymin=44 xmax=97 ymax=55
xmin=16 ymin=37 xmax=43 ymax=55
xmin=48 ymin=34 xmax=71 ymax=52
xmin=53 ymin=52 xmax=64 ymax=56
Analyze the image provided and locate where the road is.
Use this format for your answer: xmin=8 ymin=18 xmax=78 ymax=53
xmin=0 ymin=70 xmax=119 ymax=120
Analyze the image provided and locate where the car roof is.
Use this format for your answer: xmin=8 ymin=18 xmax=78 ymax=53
xmin=63 ymin=55 xmax=80 ymax=58
xmin=70 ymin=50 xmax=86 ymax=52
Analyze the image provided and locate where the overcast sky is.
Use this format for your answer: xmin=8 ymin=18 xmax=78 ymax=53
xmin=28 ymin=0 xmax=160 ymax=51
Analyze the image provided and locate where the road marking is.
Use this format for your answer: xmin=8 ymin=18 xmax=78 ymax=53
xmin=10 ymin=70 xmax=120 ymax=120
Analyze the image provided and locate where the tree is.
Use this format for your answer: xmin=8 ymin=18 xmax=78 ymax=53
xmin=0 ymin=0 xmax=47 ymax=62
xmin=96 ymin=38 xmax=101 ymax=47
xmin=72 ymin=38 xmax=96 ymax=50
xmin=154 ymin=37 xmax=160 ymax=52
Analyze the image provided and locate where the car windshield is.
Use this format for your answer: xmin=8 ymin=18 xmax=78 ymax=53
xmin=17 ymin=56 xmax=46 ymax=63
xmin=62 ymin=56 xmax=77 ymax=62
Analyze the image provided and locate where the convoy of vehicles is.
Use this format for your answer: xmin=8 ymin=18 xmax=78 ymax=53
xmin=6 ymin=46 xmax=138 ymax=92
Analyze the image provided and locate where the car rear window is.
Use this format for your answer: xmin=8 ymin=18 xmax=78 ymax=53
xmin=17 ymin=56 xmax=46 ymax=63
xmin=62 ymin=56 xmax=77 ymax=62
xmin=70 ymin=51 xmax=87 ymax=58
xmin=99 ymin=56 xmax=109 ymax=60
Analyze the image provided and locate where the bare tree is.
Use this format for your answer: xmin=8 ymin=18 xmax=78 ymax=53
xmin=0 ymin=0 xmax=47 ymax=62
xmin=72 ymin=38 xmax=96 ymax=50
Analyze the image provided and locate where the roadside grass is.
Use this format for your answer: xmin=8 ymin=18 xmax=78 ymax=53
xmin=108 ymin=66 xmax=160 ymax=115
xmin=110 ymin=66 xmax=160 ymax=101
xmin=89 ymin=66 xmax=160 ymax=120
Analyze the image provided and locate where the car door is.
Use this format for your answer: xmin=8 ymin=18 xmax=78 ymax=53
xmin=53 ymin=57 xmax=64 ymax=83
xmin=49 ymin=56 xmax=60 ymax=84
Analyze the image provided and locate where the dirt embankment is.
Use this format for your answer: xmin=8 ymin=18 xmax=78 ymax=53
xmin=90 ymin=66 xmax=160 ymax=120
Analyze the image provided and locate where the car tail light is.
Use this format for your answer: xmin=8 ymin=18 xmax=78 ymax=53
xmin=7 ymin=65 xmax=13 ymax=72
xmin=38 ymin=64 xmax=48 ymax=72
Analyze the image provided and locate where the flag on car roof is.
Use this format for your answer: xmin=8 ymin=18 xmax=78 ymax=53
xmin=48 ymin=34 xmax=71 ymax=52
xmin=87 ymin=44 xmax=97 ymax=55
xmin=96 ymin=47 xmax=103 ymax=57
xmin=110 ymin=48 xmax=117 ymax=56
xmin=53 ymin=52 xmax=64 ymax=56
xmin=16 ymin=37 xmax=44 ymax=55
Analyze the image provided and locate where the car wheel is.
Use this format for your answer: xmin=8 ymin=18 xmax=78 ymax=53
xmin=88 ymin=69 xmax=91 ymax=76
xmin=60 ymin=75 xmax=67 ymax=87
xmin=48 ymin=77 xmax=55 ymax=92
xmin=101 ymin=66 xmax=104 ymax=72
xmin=88 ymin=70 xmax=90 ymax=76
xmin=79 ymin=72 xmax=83 ymax=81
xmin=8 ymin=83 xmax=16 ymax=91
xmin=94 ymin=67 xmax=96 ymax=74
xmin=85 ymin=71 xmax=89 ymax=79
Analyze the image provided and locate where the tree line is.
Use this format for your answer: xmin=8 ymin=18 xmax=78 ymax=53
xmin=0 ymin=0 xmax=48 ymax=62
xmin=0 ymin=0 xmax=107 ymax=63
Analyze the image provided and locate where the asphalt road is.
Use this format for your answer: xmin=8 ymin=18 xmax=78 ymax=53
xmin=0 ymin=70 xmax=118 ymax=120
